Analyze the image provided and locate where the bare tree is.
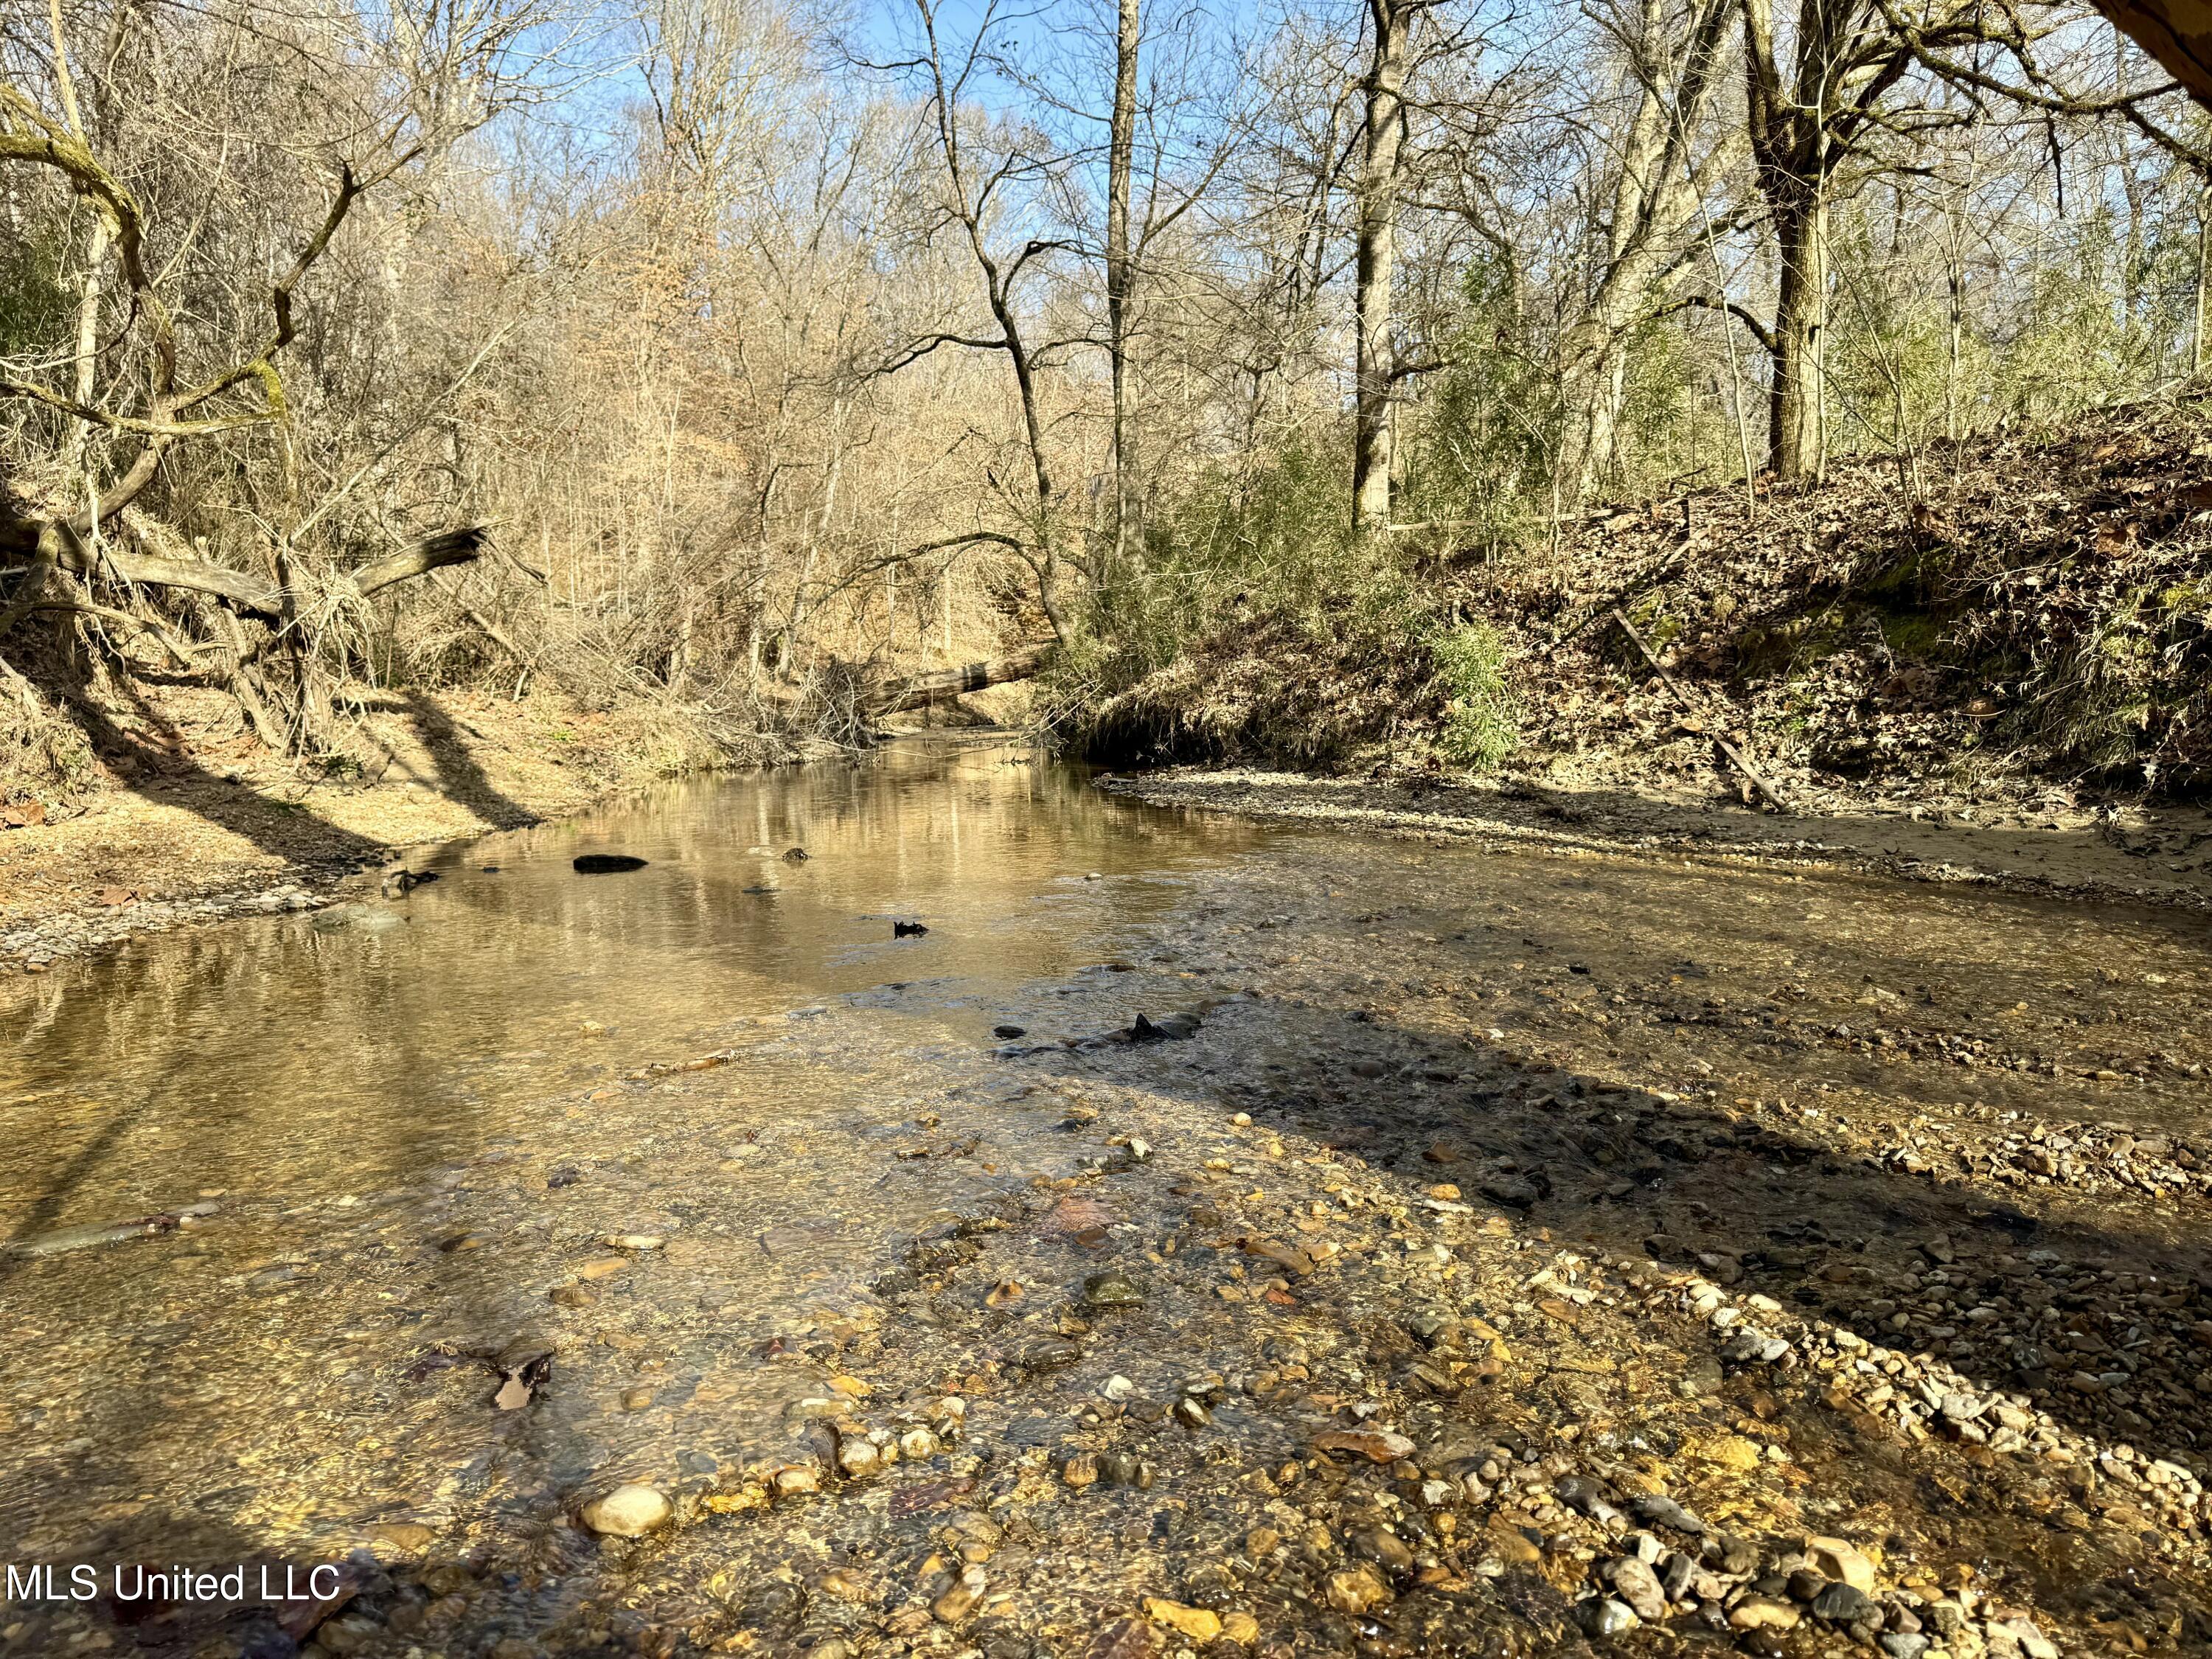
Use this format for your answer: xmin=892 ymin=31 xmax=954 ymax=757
xmin=1352 ymin=0 xmax=1415 ymax=532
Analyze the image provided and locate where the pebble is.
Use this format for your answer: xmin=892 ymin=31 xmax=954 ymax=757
xmin=1312 ymin=1428 xmax=1416 ymax=1464
xmin=1573 ymin=1597 xmax=1639 ymax=1638
xmin=1324 ymin=1565 xmax=1391 ymax=1614
xmin=579 ymin=1484 xmax=669 ymax=1537
xmin=1812 ymin=1582 xmax=1877 ymax=1624
xmin=1082 ymin=1269 xmax=1146 ymax=1310
xmin=1603 ymin=1556 xmax=1667 ymax=1621
xmin=1804 ymin=1535 xmax=1877 ymax=1593
xmin=931 ymin=1565 xmax=985 ymax=1624
xmin=1143 ymin=1599 xmax=1222 ymax=1641
xmin=1729 ymin=1595 xmax=1799 ymax=1631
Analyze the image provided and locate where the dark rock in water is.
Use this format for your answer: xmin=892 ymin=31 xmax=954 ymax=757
xmin=1096 ymin=1450 xmax=1153 ymax=1489
xmin=993 ymin=1024 xmax=1026 ymax=1040
xmin=380 ymin=869 xmax=439 ymax=897
xmin=480 ymin=864 xmax=501 ymax=873
xmin=1083 ymin=1270 xmax=1146 ymax=1310
xmin=894 ymin=920 xmax=929 ymax=938
xmin=1016 ymin=1335 xmax=1082 ymax=1371
xmin=1130 ymin=1011 xmax=1200 ymax=1041
xmin=782 ymin=846 xmax=809 ymax=861
xmin=573 ymin=854 xmax=648 ymax=874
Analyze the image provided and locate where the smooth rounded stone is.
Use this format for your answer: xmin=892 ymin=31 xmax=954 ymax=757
xmin=1786 ymin=1569 xmax=1828 ymax=1602
xmin=1144 ymin=1599 xmax=1222 ymax=1642
xmin=1016 ymin=1336 xmax=1082 ymax=1371
xmin=1728 ymin=1596 xmax=1800 ymax=1632
xmin=1879 ymin=1633 xmax=1930 ymax=1659
xmin=773 ymin=1464 xmax=819 ymax=1497
xmin=1572 ymin=1598 xmax=1639 ymax=1639
xmin=900 ymin=1427 xmax=942 ymax=1460
xmin=1356 ymin=1528 xmax=1415 ymax=1572
xmin=992 ymin=1024 xmax=1026 ymax=1039
xmin=837 ymin=1436 xmax=883 ymax=1478
xmin=1220 ymin=1611 xmax=1261 ymax=1645
xmin=579 ymin=1483 xmax=669 ymax=1537
xmin=1082 ymin=1270 xmax=1145 ymax=1310
xmin=1804 ymin=1536 xmax=1878 ymax=1593
xmin=551 ymin=1282 xmax=601 ymax=1308
xmin=1062 ymin=1452 xmax=1099 ymax=1489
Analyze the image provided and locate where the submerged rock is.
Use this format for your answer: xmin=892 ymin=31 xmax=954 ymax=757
xmin=580 ymin=1483 xmax=669 ymax=1537
xmin=573 ymin=854 xmax=649 ymax=874
xmin=1130 ymin=1011 xmax=1201 ymax=1041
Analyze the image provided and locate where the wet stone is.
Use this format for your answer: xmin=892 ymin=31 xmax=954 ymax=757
xmin=1324 ymin=1565 xmax=1391 ymax=1615
xmin=1573 ymin=1598 xmax=1639 ymax=1639
xmin=1016 ymin=1336 xmax=1082 ymax=1371
xmin=579 ymin=1484 xmax=669 ymax=1537
xmin=1082 ymin=1269 xmax=1146 ymax=1310
xmin=1604 ymin=1556 xmax=1667 ymax=1621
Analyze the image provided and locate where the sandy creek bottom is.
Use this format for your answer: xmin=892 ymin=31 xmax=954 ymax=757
xmin=1 ymin=738 xmax=2208 ymax=1658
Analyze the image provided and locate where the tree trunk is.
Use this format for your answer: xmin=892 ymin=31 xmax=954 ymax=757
xmin=1767 ymin=195 xmax=1827 ymax=481
xmin=1555 ymin=321 xmax=1628 ymax=504
xmin=1351 ymin=0 xmax=1409 ymax=535
xmin=1106 ymin=0 xmax=1141 ymax=579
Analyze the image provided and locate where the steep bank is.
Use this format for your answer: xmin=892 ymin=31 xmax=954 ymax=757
xmin=0 ymin=688 xmax=809 ymax=969
xmin=1058 ymin=399 xmax=2212 ymax=823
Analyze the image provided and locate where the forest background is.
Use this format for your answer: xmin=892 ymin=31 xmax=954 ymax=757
xmin=5 ymin=0 xmax=2211 ymax=807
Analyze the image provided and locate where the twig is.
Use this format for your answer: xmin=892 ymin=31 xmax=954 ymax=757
xmin=1608 ymin=606 xmax=1790 ymax=813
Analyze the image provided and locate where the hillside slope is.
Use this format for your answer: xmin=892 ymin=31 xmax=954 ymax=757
xmin=1068 ymin=399 xmax=2212 ymax=818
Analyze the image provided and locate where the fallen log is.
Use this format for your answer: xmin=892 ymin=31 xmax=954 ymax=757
xmin=863 ymin=644 xmax=1057 ymax=714
xmin=0 ymin=525 xmax=490 ymax=622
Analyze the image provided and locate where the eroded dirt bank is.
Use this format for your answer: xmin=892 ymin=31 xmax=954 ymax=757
xmin=4 ymin=776 xmax=2208 ymax=1658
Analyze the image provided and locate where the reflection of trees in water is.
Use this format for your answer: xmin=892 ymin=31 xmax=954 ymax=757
xmin=0 ymin=745 xmax=1256 ymax=1232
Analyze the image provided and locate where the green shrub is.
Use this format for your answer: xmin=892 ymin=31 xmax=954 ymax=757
xmin=1430 ymin=619 xmax=1516 ymax=770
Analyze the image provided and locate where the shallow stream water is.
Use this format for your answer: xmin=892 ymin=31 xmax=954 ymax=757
xmin=3 ymin=739 xmax=2209 ymax=1658
xmin=1 ymin=740 xmax=1251 ymax=1231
